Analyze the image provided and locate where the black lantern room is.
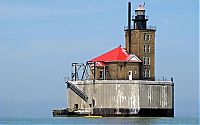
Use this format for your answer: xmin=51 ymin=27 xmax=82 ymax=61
xmin=133 ymin=4 xmax=148 ymax=30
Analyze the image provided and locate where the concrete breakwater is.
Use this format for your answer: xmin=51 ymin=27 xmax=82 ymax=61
xmin=64 ymin=80 xmax=174 ymax=117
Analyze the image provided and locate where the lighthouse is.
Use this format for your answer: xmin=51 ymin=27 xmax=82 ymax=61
xmin=125 ymin=3 xmax=156 ymax=80
xmin=53 ymin=2 xmax=174 ymax=117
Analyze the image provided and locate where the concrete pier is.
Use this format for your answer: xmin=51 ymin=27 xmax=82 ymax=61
xmin=67 ymin=80 xmax=174 ymax=117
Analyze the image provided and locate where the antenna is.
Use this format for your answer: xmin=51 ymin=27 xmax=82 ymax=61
xmin=128 ymin=2 xmax=131 ymax=30
xmin=128 ymin=1 xmax=131 ymax=54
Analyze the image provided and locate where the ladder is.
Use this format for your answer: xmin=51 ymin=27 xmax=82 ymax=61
xmin=66 ymin=81 xmax=88 ymax=102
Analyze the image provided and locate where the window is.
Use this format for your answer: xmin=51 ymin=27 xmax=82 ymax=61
xmin=147 ymin=34 xmax=150 ymax=41
xmin=74 ymin=104 xmax=78 ymax=109
xmin=144 ymin=45 xmax=146 ymax=53
xmin=143 ymin=57 xmax=146 ymax=65
xmin=144 ymin=34 xmax=150 ymax=41
xmin=147 ymin=69 xmax=150 ymax=78
xmin=92 ymin=99 xmax=95 ymax=107
xmin=144 ymin=33 xmax=147 ymax=41
xmin=147 ymin=57 xmax=150 ymax=65
xmin=144 ymin=69 xmax=146 ymax=78
xmin=134 ymin=70 xmax=137 ymax=75
xmin=148 ymin=45 xmax=150 ymax=53
xmin=99 ymin=70 xmax=103 ymax=79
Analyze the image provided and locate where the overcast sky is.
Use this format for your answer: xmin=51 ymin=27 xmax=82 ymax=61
xmin=0 ymin=0 xmax=199 ymax=117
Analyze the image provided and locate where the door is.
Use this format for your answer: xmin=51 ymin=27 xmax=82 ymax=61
xmin=129 ymin=71 xmax=132 ymax=80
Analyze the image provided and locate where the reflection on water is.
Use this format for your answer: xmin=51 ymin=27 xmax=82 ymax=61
xmin=0 ymin=116 xmax=199 ymax=125
xmin=101 ymin=117 xmax=165 ymax=124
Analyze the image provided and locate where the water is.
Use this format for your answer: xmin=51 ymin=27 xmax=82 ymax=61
xmin=0 ymin=116 xmax=199 ymax=125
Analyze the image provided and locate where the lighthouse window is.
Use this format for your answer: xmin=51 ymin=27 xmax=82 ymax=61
xmin=148 ymin=45 xmax=150 ymax=53
xmin=144 ymin=45 xmax=146 ymax=53
xmin=144 ymin=69 xmax=146 ymax=78
xmin=147 ymin=34 xmax=151 ymax=41
xmin=144 ymin=34 xmax=147 ymax=41
xmin=143 ymin=57 xmax=146 ymax=65
xmin=147 ymin=69 xmax=150 ymax=78
xmin=147 ymin=57 xmax=150 ymax=65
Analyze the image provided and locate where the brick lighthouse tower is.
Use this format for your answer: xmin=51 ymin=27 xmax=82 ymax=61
xmin=125 ymin=2 xmax=156 ymax=80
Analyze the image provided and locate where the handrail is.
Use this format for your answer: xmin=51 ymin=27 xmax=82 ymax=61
xmin=66 ymin=81 xmax=88 ymax=102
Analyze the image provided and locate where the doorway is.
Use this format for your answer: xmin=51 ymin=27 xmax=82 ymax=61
xmin=129 ymin=71 xmax=132 ymax=80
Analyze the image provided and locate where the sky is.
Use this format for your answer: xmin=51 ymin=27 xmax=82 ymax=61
xmin=0 ymin=0 xmax=199 ymax=117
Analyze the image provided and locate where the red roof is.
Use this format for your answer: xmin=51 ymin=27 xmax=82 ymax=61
xmin=90 ymin=62 xmax=106 ymax=67
xmin=89 ymin=46 xmax=141 ymax=65
xmin=89 ymin=46 xmax=129 ymax=62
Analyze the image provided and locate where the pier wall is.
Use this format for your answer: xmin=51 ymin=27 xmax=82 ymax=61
xmin=67 ymin=80 xmax=174 ymax=116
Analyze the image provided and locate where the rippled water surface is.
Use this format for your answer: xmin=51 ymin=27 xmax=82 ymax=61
xmin=0 ymin=116 xmax=199 ymax=125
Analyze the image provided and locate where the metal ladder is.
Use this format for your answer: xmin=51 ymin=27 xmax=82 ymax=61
xmin=66 ymin=81 xmax=88 ymax=102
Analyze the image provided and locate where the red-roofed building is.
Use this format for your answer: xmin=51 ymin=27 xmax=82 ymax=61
xmin=88 ymin=46 xmax=142 ymax=80
xmin=89 ymin=46 xmax=141 ymax=63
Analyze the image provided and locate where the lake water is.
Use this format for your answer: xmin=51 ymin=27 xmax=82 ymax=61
xmin=0 ymin=116 xmax=199 ymax=125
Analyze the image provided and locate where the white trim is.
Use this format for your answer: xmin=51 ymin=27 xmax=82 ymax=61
xmin=144 ymin=33 xmax=147 ymax=41
xmin=148 ymin=69 xmax=150 ymax=78
xmin=148 ymin=45 xmax=150 ymax=53
xmin=144 ymin=69 xmax=146 ymax=78
xmin=128 ymin=54 xmax=142 ymax=62
xmin=144 ymin=45 xmax=146 ymax=53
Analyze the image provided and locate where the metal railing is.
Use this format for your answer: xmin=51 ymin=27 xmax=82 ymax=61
xmin=147 ymin=25 xmax=156 ymax=30
xmin=66 ymin=81 xmax=88 ymax=102
xmin=124 ymin=25 xmax=156 ymax=31
xmin=132 ymin=15 xmax=149 ymax=20
xmin=155 ymin=77 xmax=174 ymax=82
